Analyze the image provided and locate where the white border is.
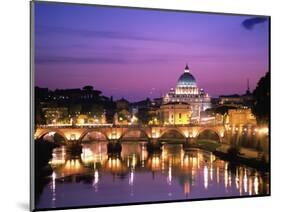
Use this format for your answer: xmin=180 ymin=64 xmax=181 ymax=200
xmin=1 ymin=0 xmax=280 ymax=212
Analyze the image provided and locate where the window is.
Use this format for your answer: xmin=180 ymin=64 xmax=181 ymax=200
xmin=179 ymin=113 xmax=182 ymax=119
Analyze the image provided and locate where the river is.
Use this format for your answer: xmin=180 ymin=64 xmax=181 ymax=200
xmin=35 ymin=141 xmax=269 ymax=209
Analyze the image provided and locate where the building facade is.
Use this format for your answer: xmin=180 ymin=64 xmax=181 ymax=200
xmin=163 ymin=64 xmax=211 ymax=122
xmin=42 ymin=107 xmax=68 ymax=124
xmin=158 ymin=102 xmax=192 ymax=125
xmin=226 ymin=108 xmax=257 ymax=126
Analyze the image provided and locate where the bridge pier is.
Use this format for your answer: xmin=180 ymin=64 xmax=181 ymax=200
xmin=107 ymin=139 xmax=122 ymax=155
xmin=184 ymin=137 xmax=197 ymax=145
xmin=150 ymin=138 xmax=159 ymax=144
xmin=65 ymin=140 xmax=82 ymax=157
xmin=183 ymin=137 xmax=197 ymax=150
xmin=147 ymin=138 xmax=162 ymax=154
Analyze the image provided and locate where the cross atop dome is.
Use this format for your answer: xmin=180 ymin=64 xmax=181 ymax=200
xmin=184 ymin=64 xmax=190 ymax=73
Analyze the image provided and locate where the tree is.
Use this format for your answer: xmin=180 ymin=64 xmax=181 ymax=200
xmin=90 ymin=104 xmax=104 ymax=118
xmin=83 ymin=85 xmax=93 ymax=91
xmin=252 ymin=72 xmax=270 ymax=124
xmin=138 ymin=108 xmax=152 ymax=124
xmin=69 ymin=104 xmax=81 ymax=116
xmin=206 ymin=105 xmax=238 ymax=115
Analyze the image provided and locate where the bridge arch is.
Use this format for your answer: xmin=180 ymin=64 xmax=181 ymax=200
xmin=119 ymin=128 xmax=150 ymax=141
xmin=78 ymin=129 xmax=109 ymax=141
xmin=36 ymin=128 xmax=68 ymax=142
xmin=196 ymin=128 xmax=222 ymax=143
xmin=159 ymin=128 xmax=186 ymax=139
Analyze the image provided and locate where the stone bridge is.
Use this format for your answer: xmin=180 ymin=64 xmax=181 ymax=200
xmin=34 ymin=124 xmax=226 ymax=143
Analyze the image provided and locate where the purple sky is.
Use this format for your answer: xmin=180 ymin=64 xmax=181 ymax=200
xmin=34 ymin=2 xmax=269 ymax=101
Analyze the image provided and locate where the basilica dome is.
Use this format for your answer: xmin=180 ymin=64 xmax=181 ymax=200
xmin=176 ymin=65 xmax=197 ymax=87
xmin=163 ymin=64 xmax=211 ymax=120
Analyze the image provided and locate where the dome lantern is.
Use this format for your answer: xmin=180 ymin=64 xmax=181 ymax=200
xmin=176 ymin=64 xmax=197 ymax=88
xmin=184 ymin=64 xmax=190 ymax=73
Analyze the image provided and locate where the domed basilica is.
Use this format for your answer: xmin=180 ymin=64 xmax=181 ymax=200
xmin=163 ymin=64 xmax=211 ymax=122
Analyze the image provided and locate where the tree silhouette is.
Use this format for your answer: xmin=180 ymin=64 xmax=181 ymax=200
xmin=252 ymin=71 xmax=270 ymax=124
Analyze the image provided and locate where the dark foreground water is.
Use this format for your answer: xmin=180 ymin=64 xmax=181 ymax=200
xmin=36 ymin=142 xmax=269 ymax=209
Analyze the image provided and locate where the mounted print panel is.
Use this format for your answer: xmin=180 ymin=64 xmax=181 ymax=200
xmin=30 ymin=1 xmax=270 ymax=211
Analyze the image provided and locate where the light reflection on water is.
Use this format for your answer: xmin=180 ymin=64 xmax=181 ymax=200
xmin=37 ymin=142 xmax=269 ymax=209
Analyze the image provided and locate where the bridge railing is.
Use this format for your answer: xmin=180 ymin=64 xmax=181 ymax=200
xmin=36 ymin=123 xmax=113 ymax=129
xmin=36 ymin=122 xmax=224 ymax=129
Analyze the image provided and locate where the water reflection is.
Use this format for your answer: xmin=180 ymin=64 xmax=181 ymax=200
xmin=38 ymin=142 xmax=269 ymax=209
